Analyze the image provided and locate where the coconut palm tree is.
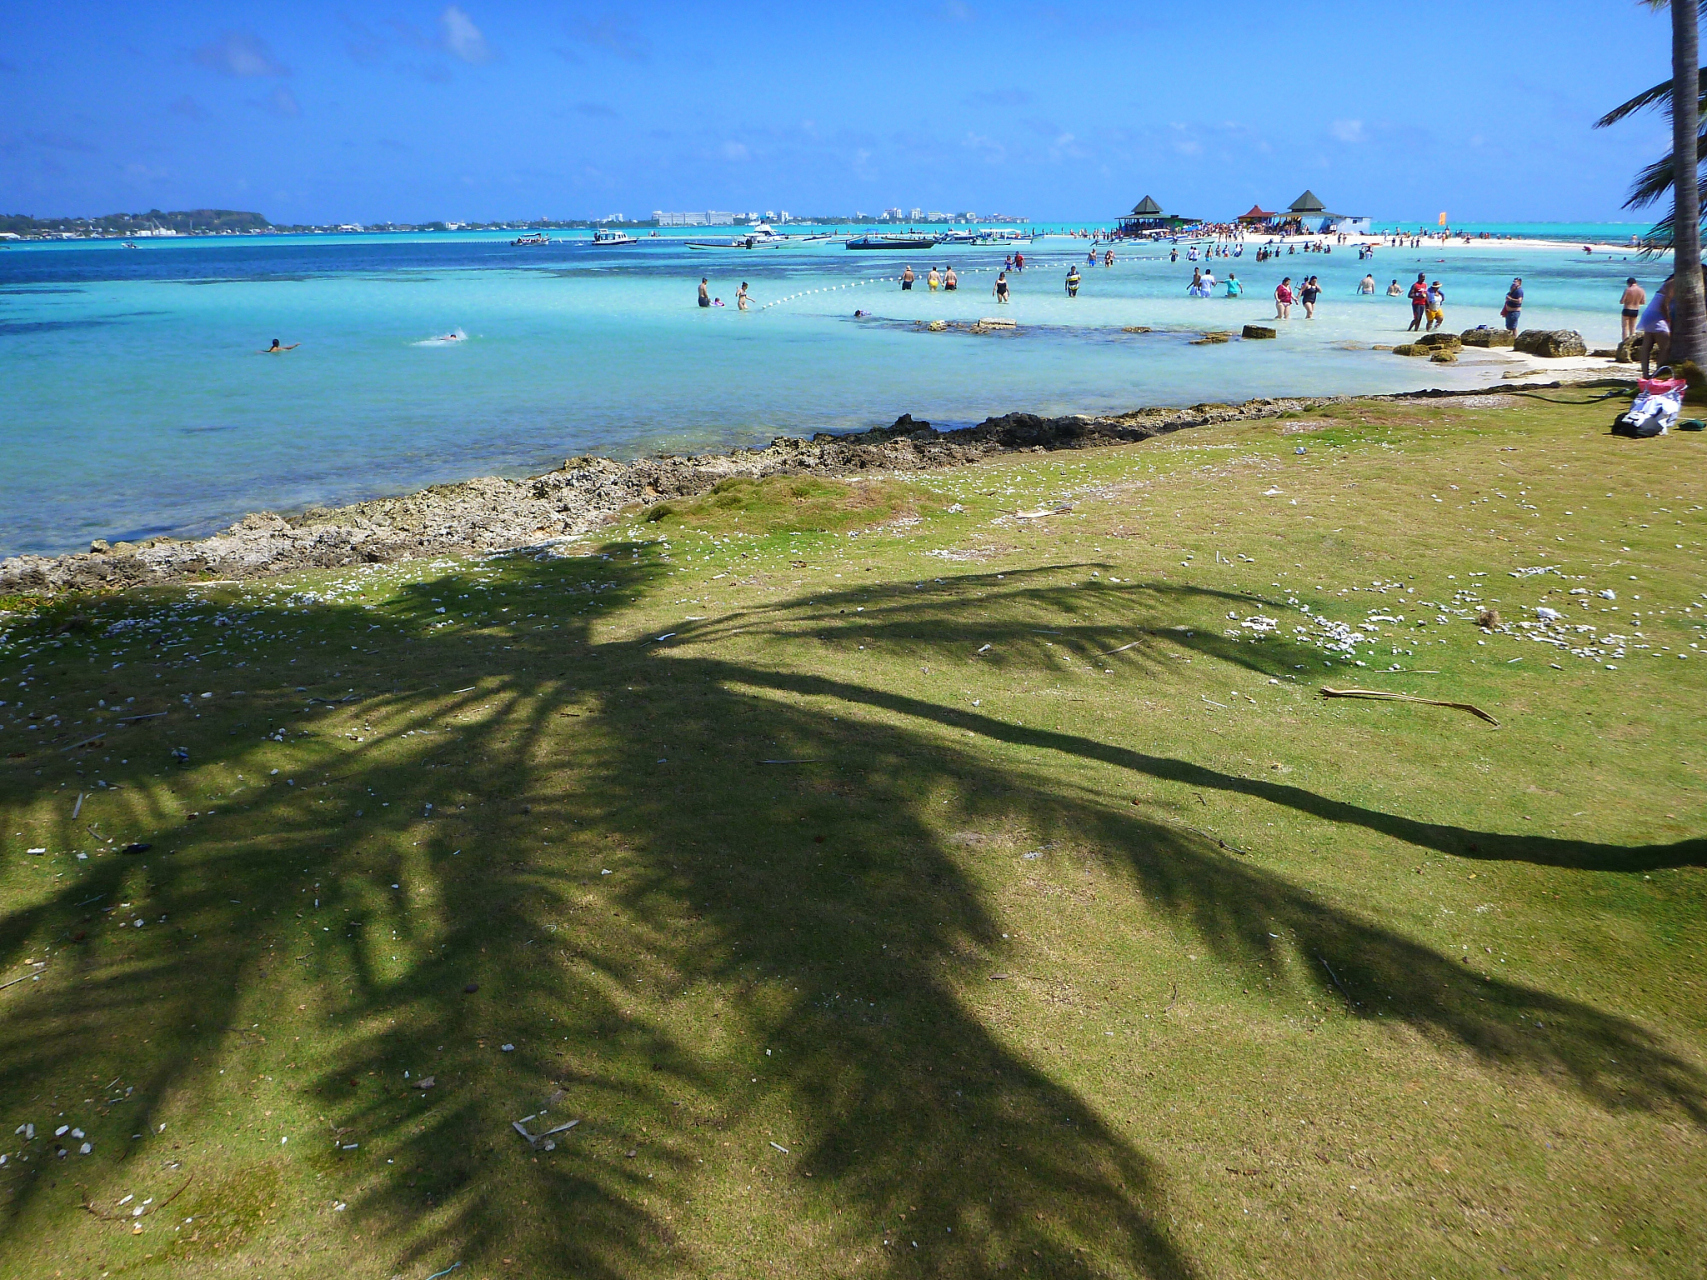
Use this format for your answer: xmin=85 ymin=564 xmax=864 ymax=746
xmin=1597 ymin=3 xmax=1704 ymax=363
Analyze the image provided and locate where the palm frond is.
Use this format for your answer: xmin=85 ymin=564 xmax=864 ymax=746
xmin=1595 ymin=66 xmax=1707 ymax=128
xmin=1624 ymin=124 xmax=1707 ymax=207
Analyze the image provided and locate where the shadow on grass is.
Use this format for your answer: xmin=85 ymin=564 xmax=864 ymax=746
xmin=0 ymin=553 xmax=1699 ymax=1277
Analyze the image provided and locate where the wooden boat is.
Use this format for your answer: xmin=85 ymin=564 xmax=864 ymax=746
xmin=846 ymin=234 xmax=937 ymax=250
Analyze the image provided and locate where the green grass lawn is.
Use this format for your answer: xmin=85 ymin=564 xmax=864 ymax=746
xmin=0 ymin=391 xmax=1703 ymax=1279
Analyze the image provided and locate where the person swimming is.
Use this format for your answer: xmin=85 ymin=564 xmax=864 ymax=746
xmin=259 ymin=339 xmax=300 ymax=353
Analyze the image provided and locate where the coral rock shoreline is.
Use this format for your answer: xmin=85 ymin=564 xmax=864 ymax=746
xmin=0 ymin=385 xmax=1571 ymax=598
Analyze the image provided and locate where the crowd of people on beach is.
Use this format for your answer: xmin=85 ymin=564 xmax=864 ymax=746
xmin=681 ymin=237 xmax=1674 ymax=370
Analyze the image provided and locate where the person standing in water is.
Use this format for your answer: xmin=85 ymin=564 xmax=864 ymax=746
xmin=736 ymin=281 xmax=751 ymax=311
xmin=1424 ymin=280 xmax=1446 ymax=331
xmin=1224 ymin=273 xmax=1243 ymax=297
xmin=1300 ymin=275 xmax=1321 ymax=319
xmin=993 ymin=271 xmax=1010 ymax=303
xmin=1407 ymin=273 xmax=1428 ymax=331
xmin=1501 ymin=277 xmax=1524 ymax=331
xmin=902 ymin=265 xmax=915 ymax=291
xmin=1620 ymin=277 xmax=1645 ymax=342
xmin=258 ymin=339 xmax=300 ymax=353
xmin=1273 ymin=276 xmax=1294 ymax=319
xmin=1066 ymin=264 xmax=1081 ymax=296
xmin=1358 ymin=273 xmax=1376 ymax=295
xmin=928 ymin=267 xmax=941 ymax=292
xmin=944 ymin=266 xmax=957 ymax=291
xmin=698 ymin=278 xmax=710 ymax=308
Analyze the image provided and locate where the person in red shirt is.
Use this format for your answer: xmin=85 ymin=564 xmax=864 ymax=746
xmin=1274 ymin=276 xmax=1294 ymax=319
xmin=1407 ymin=272 xmax=1428 ymax=331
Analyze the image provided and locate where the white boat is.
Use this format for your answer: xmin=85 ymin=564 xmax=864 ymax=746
xmin=687 ymin=223 xmax=788 ymax=249
xmin=512 ymin=231 xmax=551 ymax=246
xmin=590 ymin=228 xmax=638 ymax=246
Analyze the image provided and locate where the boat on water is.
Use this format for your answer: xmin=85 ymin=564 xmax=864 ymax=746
xmin=589 ymin=228 xmax=638 ymax=246
xmin=687 ymin=223 xmax=788 ymax=249
xmin=512 ymin=232 xmax=551 ymax=246
xmin=846 ymin=234 xmax=937 ymax=251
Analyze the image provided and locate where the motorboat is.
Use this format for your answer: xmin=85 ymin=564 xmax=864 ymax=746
xmin=846 ymin=234 xmax=937 ymax=250
xmin=512 ymin=231 xmax=551 ymax=246
xmin=590 ymin=228 xmax=638 ymax=246
xmin=687 ymin=223 xmax=788 ymax=249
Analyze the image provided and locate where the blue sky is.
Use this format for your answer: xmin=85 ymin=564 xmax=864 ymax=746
xmin=0 ymin=2 xmax=1684 ymax=225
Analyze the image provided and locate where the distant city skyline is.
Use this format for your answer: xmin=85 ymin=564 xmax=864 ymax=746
xmin=0 ymin=2 xmax=1680 ymax=228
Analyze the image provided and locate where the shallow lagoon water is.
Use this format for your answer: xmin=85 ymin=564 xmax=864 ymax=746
xmin=0 ymin=226 xmax=1654 ymax=556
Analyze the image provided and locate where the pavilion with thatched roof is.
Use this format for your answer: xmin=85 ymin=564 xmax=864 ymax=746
xmin=1116 ymin=195 xmax=1199 ymax=236
xmin=1275 ymin=190 xmax=1369 ymax=235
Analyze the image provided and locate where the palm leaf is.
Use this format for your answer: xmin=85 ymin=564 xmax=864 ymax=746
xmin=1595 ymin=72 xmax=1696 ymax=128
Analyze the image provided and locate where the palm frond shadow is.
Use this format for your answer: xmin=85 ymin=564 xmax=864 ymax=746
xmin=0 ymin=550 xmax=1699 ymax=1278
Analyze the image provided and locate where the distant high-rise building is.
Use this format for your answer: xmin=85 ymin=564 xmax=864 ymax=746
xmin=909 ymin=207 xmax=923 ymax=221
xmin=705 ymin=210 xmax=735 ymax=225
xmin=654 ymin=211 xmax=708 ymax=226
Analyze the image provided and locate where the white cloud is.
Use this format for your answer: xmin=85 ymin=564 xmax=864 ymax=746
xmin=721 ymin=141 xmax=750 ymax=161
xmin=193 ymin=31 xmax=289 ymax=78
xmin=440 ymin=6 xmax=496 ymax=64
xmin=264 ymin=85 xmax=300 ymax=117
xmin=1330 ymin=118 xmax=1366 ymax=143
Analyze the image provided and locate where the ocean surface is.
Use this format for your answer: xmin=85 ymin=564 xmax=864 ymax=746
xmin=0 ymin=222 xmax=1660 ymax=557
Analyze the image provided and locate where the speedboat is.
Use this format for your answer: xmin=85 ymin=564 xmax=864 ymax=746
xmin=590 ymin=228 xmax=638 ymax=246
xmin=512 ymin=231 xmax=551 ymax=246
xmin=687 ymin=223 xmax=788 ymax=249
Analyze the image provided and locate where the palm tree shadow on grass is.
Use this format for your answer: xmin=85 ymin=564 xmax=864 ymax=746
xmin=0 ymin=551 xmax=1699 ymax=1278
xmin=693 ymin=566 xmax=1706 ymax=873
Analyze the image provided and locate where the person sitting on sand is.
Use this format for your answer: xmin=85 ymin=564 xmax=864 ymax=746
xmin=1274 ymin=276 xmax=1294 ymax=319
xmin=1620 ymin=277 xmax=1645 ymax=342
xmin=258 ymin=339 xmax=300 ymax=353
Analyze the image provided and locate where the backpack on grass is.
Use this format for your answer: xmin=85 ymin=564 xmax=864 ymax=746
xmin=1615 ymin=371 xmax=1685 ymax=438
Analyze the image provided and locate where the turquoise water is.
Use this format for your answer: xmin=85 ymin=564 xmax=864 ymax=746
xmin=0 ymin=227 xmax=1657 ymax=557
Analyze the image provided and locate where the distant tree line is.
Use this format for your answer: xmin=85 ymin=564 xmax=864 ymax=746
xmin=0 ymin=208 xmax=271 ymax=234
